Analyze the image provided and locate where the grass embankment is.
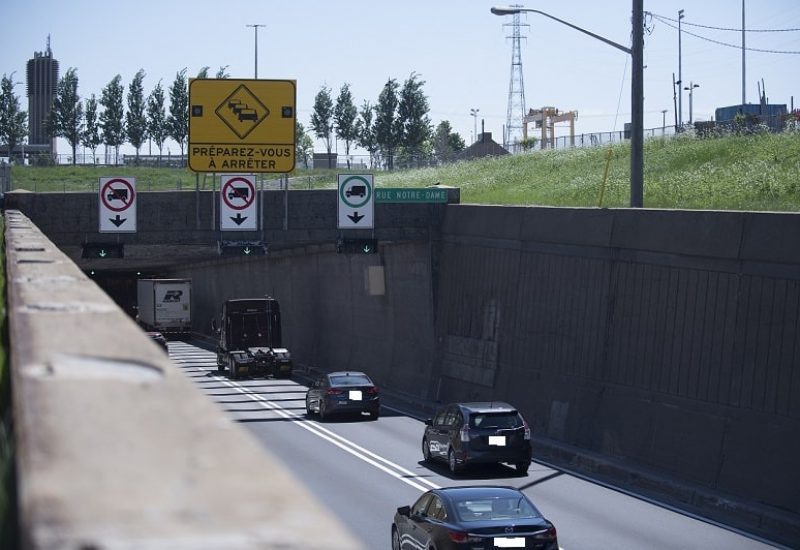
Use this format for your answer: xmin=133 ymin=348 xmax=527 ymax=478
xmin=10 ymin=132 xmax=800 ymax=211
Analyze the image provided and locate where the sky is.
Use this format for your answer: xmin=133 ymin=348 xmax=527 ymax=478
xmin=1 ymin=0 xmax=799 ymax=159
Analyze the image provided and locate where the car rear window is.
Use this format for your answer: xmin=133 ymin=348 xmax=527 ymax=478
xmin=469 ymin=412 xmax=523 ymax=429
xmin=453 ymin=497 xmax=540 ymax=522
xmin=330 ymin=374 xmax=372 ymax=386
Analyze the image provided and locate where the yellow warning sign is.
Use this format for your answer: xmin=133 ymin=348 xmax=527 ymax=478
xmin=189 ymin=79 xmax=296 ymax=173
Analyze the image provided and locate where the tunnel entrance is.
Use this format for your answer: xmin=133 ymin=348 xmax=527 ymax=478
xmin=85 ymin=270 xmax=166 ymax=320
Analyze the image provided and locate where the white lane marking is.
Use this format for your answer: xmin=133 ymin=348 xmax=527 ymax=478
xmin=172 ymin=344 xmax=439 ymax=493
xmin=228 ymin=381 xmax=435 ymax=492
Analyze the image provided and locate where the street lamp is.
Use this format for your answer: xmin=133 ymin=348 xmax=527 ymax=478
xmin=683 ymin=82 xmax=699 ymax=125
xmin=470 ymin=108 xmax=480 ymax=144
xmin=245 ymin=23 xmax=265 ymax=78
xmin=491 ymin=3 xmax=644 ymax=208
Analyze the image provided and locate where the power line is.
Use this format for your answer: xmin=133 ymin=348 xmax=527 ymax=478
xmin=648 ymin=12 xmax=800 ymax=32
xmin=652 ymin=15 xmax=800 ymax=54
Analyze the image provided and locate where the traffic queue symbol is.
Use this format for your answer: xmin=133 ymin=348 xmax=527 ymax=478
xmin=99 ymin=177 xmax=137 ymax=233
xmin=215 ymin=85 xmax=270 ymax=140
xmin=337 ymin=174 xmax=374 ymax=229
xmin=220 ymin=175 xmax=258 ymax=231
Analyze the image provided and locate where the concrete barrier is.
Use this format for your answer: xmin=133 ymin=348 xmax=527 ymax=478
xmin=3 ymin=210 xmax=360 ymax=549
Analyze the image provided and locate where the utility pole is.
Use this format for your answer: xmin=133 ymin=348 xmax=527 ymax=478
xmin=661 ymin=109 xmax=668 ymax=134
xmin=677 ymin=9 xmax=685 ymax=128
xmin=246 ymin=24 xmax=265 ymax=78
xmin=741 ymin=0 xmax=746 ymax=106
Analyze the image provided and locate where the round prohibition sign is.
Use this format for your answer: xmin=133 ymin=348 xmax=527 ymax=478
xmin=100 ymin=178 xmax=136 ymax=212
xmin=222 ymin=177 xmax=256 ymax=211
xmin=339 ymin=175 xmax=372 ymax=208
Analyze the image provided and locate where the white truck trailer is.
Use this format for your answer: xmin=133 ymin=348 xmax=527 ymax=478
xmin=136 ymin=279 xmax=192 ymax=335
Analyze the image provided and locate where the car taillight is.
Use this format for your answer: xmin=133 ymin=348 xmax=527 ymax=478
xmin=448 ymin=530 xmax=479 ymax=543
xmin=546 ymin=525 xmax=557 ymax=539
xmin=366 ymin=386 xmax=379 ymax=394
xmin=523 ymin=418 xmax=531 ymax=440
xmin=326 ymin=388 xmax=343 ymax=395
xmin=460 ymin=425 xmax=470 ymax=442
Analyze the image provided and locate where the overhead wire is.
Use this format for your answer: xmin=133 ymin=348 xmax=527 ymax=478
xmin=649 ymin=14 xmax=800 ymax=55
xmin=648 ymin=12 xmax=800 ymax=32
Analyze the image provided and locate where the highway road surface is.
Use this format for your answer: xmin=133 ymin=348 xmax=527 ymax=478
xmin=169 ymin=341 xmax=777 ymax=550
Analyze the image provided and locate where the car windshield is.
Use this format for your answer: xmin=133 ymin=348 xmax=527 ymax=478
xmin=469 ymin=412 xmax=522 ymax=429
xmin=329 ymin=374 xmax=372 ymax=386
xmin=453 ymin=496 xmax=540 ymax=522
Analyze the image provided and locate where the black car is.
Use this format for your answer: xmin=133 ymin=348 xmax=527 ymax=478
xmin=392 ymin=486 xmax=558 ymax=550
xmin=146 ymin=331 xmax=169 ymax=353
xmin=423 ymin=402 xmax=532 ymax=475
xmin=305 ymin=371 xmax=380 ymax=420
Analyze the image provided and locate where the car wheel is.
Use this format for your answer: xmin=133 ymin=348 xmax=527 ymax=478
xmin=422 ymin=438 xmax=432 ymax=463
xmin=516 ymin=461 xmax=531 ymax=475
xmin=319 ymin=399 xmax=328 ymax=421
xmin=230 ymin=361 xmax=238 ymax=380
xmin=391 ymin=526 xmax=401 ymax=550
xmin=305 ymin=398 xmax=313 ymax=417
xmin=448 ymin=448 xmax=461 ymax=474
xmin=369 ymin=409 xmax=380 ymax=421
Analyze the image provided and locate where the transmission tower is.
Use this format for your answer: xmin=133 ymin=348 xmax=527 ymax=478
xmin=504 ymin=9 xmax=528 ymax=150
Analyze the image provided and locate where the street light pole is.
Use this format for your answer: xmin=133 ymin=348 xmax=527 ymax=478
xmin=684 ymin=82 xmax=699 ymax=124
xmin=470 ymin=108 xmax=480 ymax=144
xmin=245 ymin=24 xmax=265 ymax=78
xmin=491 ymin=3 xmax=644 ymax=207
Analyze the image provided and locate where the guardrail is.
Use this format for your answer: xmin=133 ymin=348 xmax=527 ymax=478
xmin=3 ymin=210 xmax=360 ymax=549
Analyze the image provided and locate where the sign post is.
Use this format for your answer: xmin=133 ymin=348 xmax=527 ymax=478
xmin=99 ymin=177 xmax=137 ymax=233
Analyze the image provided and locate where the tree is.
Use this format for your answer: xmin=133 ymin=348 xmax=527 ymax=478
xmin=196 ymin=66 xmax=210 ymax=79
xmin=374 ymin=78 xmax=402 ymax=170
xmin=47 ymin=67 xmax=84 ymax=165
xmin=432 ymin=120 xmax=465 ymax=163
xmin=125 ymin=69 xmax=148 ymax=162
xmin=147 ymin=80 xmax=167 ymax=162
xmin=356 ymin=100 xmax=378 ymax=169
xmin=215 ymin=66 xmax=230 ymax=79
xmin=310 ymin=85 xmax=334 ymax=155
xmin=82 ymin=94 xmax=102 ymax=163
xmin=167 ymin=68 xmax=189 ymax=159
xmin=398 ymin=73 xmax=431 ymax=165
xmin=99 ymin=74 xmax=125 ymax=164
xmin=295 ymin=121 xmax=314 ymax=169
xmin=0 ymin=73 xmax=28 ymax=164
xmin=334 ymin=83 xmax=358 ymax=169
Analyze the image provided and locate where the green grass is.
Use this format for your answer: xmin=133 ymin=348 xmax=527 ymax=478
xmin=9 ymin=132 xmax=800 ymax=211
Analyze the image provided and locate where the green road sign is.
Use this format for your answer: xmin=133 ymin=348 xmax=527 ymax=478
xmin=374 ymin=188 xmax=448 ymax=203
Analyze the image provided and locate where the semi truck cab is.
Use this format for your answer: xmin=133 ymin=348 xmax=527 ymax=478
xmin=215 ymin=297 xmax=292 ymax=380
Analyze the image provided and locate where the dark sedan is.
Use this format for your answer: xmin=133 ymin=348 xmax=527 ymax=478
xmin=305 ymin=371 xmax=380 ymax=420
xmin=392 ymin=486 xmax=558 ymax=550
xmin=146 ymin=331 xmax=169 ymax=353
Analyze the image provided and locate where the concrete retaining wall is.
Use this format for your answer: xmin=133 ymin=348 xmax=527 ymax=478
xmin=432 ymin=205 xmax=800 ymax=544
xmin=3 ymin=210 xmax=360 ymax=549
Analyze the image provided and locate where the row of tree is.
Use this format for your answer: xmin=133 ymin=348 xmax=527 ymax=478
xmin=1 ymin=67 xmax=465 ymax=168
xmin=305 ymin=74 xmax=465 ymax=170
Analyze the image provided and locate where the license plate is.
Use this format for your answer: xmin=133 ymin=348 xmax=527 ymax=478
xmin=489 ymin=435 xmax=506 ymax=446
xmin=348 ymin=390 xmax=363 ymax=401
xmin=494 ymin=537 xmax=525 ymax=548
